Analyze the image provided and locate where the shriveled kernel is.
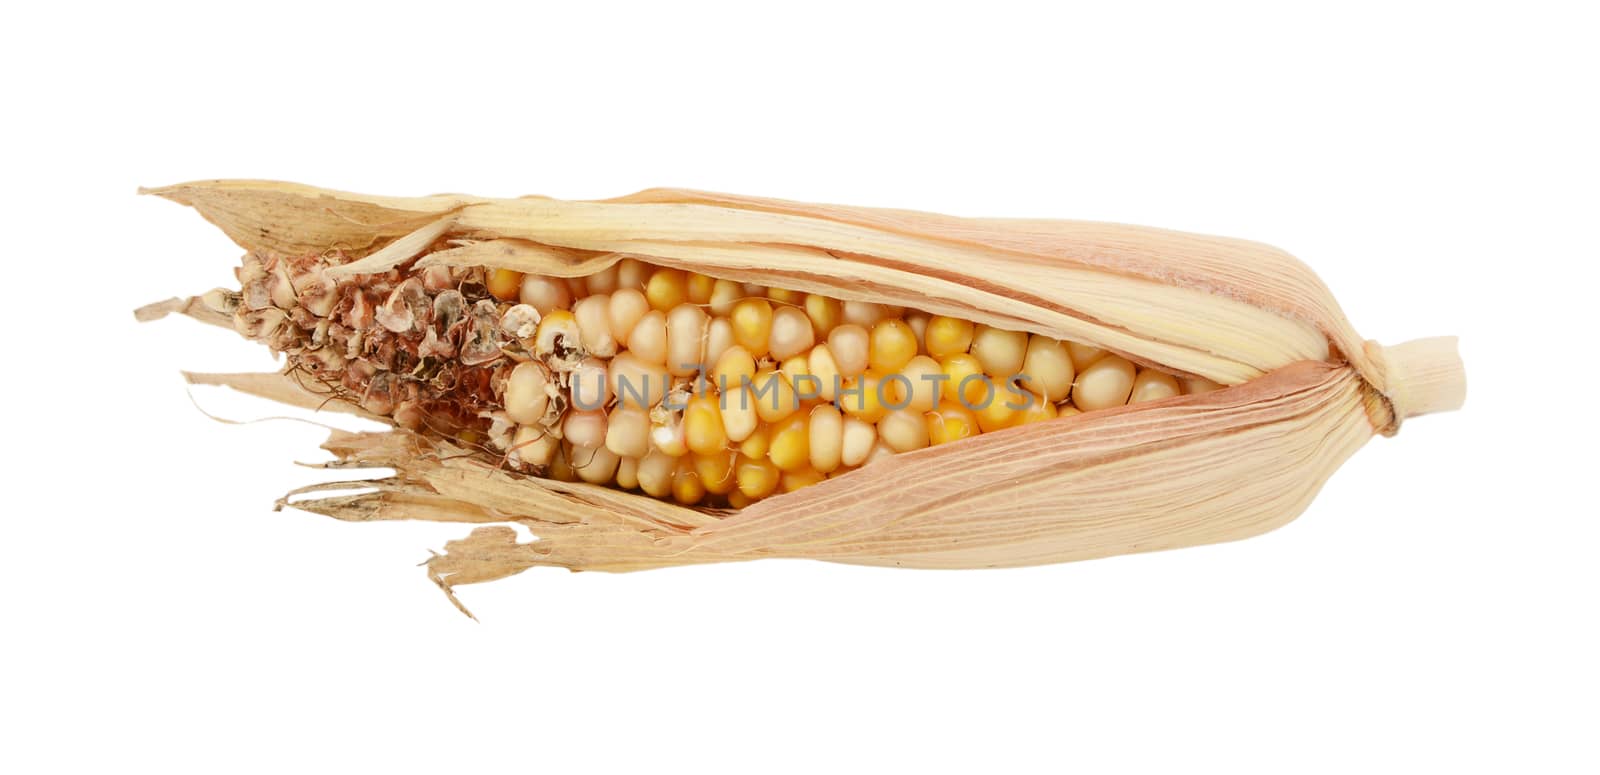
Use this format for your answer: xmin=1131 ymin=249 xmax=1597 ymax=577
xmin=504 ymin=361 xmax=551 ymax=424
xmin=869 ymin=319 xmax=918 ymax=374
xmin=605 ymin=405 xmax=652 ymax=459
xmin=803 ymin=294 xmax=842 ymax=337
xmin=838 ymin=371 xmax=889 ymax=424
xmin=607 ymin=289 xmax=650 ymax=348
xmin=586 ymin=264 xmax=620 ymax=295
xmin=708 ymin=279 xmax=742 ymax=316
xmin=666 ymin=304 xmax=710 ymax=377
xmin=614 ymin=456 xmax=640 ymax=490
xmin=650 ymin=415 xmax=688 ymax=457
xmin=739 ymin=424 xmax=771 ymax=460
xmin=628 ymin=310 xmax=668 ymax=365
xmin=780 ymin=466 xmax=826 ymax=492
xmin=509 ymin=425 xmax=558 ymax=468
xmin=1129 ymin=369 xmax=1182 ymax=404
xmin=925 ymin=316 xmax=976 ymax=358
xmin=534 ymin=310 xmax=581 ymax=359
xmin=839 ymin=417 xmax=878 ymax=467
xmin=730 ymin=298 xmax=774 ymax=358
xmin=1072 ymin=355 xmax=1137 ymax=411
xmin=736 ymin=455 xmax=781 ymax=499
xmin=926 ymin=401 xmax=978 ymax=445
xmin=891 ymin=355 xmax=944 ymax=412
xmin=721 ymin=385 xmax=759 ymax=443
xmin=487 ymin=268 xmax=523 ymax=301
xmin=684 ymin=394 xmax=728 ymax=455
xmin=807 ymin=344 xmax=842 ymax=400
xmin=941 ymin=353 xmax=990 ymax=408
xmin=615 ymin=258 xmax=650 ymax=291
xmin=609 ymin=351 xmax=669 ymax=409
xmin=751 ymin=368 xmax=801 ymax=423
xmin=572 ymin=444 xmax=621 ymax=485
xmin=636 ymin=450 xmax=676 ymax=497
xmin=694 ymin=451 xmax=737 ymax=495
xmin=768 ymin=412 xmax=811 ymax=471
xmin=842 ymin=300 xmax=888 ymax=327
xmin=686 ymin=273 xmax=716 ymax=304
xmin=808 ymin=404 xmax=844 ymax=473
xmin=878 ymin=407 xmax=930 ymax=452
xmin=1020 ymin=336 xmax=1075 ymax=402
xmin=1182 ymin=376 xmax=1223 ymax=394
xmin=645 ymin=268 xmax=689 ymax=312
xmin=572 ymin=294 xmax=618 ymax=357
xmin=563 ymin=409 xmax=608 ymax=448
xmin=1067 ymin=341 xmax=1108 ymax=370
xmin=828 ymin=324 xmax=870 ymax=377
xmin=671 ymin=460 xmax=706 ymax=505
xmin=971 ymin=325 xmax=1028 ymax=378
xmin=519 ymin=274 xmax=571 ymax=314
xmin=769 ymin=306 xmax=816 ymax=361
xmin=569 ymin=357 xmax=611 ymax=411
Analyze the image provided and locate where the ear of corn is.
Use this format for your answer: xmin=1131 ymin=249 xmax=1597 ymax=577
xmin=137 ymin=180 xmax=1463 ymax=615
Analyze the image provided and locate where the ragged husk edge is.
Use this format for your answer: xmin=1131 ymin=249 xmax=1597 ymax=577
xmin=142 ymin=180 xmax=1463 ymax=601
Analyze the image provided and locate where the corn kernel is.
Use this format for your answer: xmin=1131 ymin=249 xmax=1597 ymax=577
xmin=827 ymin=324 xmax=870 ymax=377
xmin=808 ymin=404 xmax=844 ymax=473
xmin=878 ymin=407 xmax=930 ymax=452
xmin=519 ymin=274 xmax=571 ymax=314
xmin=1129 ymin=369 xmax=1182 ymax=404
xmin=736 ymin=454 xmax=780 ymax=499
xmin=694 ymin=451 xmax=737 ymax=495
xmin=925 ymin=316 xmax=975 ymax=358
xmin=684 ymin=394 xmax=727 ymax=455
xmin=971 ymin=325 xmax=1028 ymax=378
xmin=730 ymin=298 xmax=774 ymax=358
xmin=869 ymin=319 xmax=918 ymax=374
xmin=1020 ymin=335 xmax=1074 ymax=402
xmin=769 ymin=305 xmax=816 ymax=361
xmin=487 ymin=268 xmax=523 ymax=301
xmin=687 ymin=272 xmax=716 ymax=304
xmin=838 ymin=371 xmax=888 ymax=424
xmin=645 ymin=268 xmax=689 ymax=312
xmin=781 ymin=466 xmax=826 ymax=492
xmin=768 ymin=412 xmax=811 ymax=471
xmin=1072 ymin=355 xmax=1137 ymax=411
xmin=926 ymin=400 xmax=978 ymax=445
xmin=804 ymin=294 xmax=842 ymax=336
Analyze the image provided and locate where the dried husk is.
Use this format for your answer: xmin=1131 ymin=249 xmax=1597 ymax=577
xmin=141 ymin=180 xmax=1465 ymax=612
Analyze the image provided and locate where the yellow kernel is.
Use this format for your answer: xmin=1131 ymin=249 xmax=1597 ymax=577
xmin=671 ymin=459 xmax=706 ymax=505
xmin=730 ymin=298 xmax=774 ymax=358
xmin=684 ymin=394 xmax=728 ymax=455
xmin=925 ymin=316 xmax=975 ymax=358
xmin=940 ymin=353 xmax=990 ymax=407
xmin=1058 ymin=403 xmax=1083 ymax=418
xmin=686 ymin=272 xmax=716 ymax=304
xmin=974 ymin=392 xmax=1022 ymax=432
xmin=487 ymin=268 xmax=523 ymax=301
xmin=694 ymin=451 xmax=738 ymax=495
xmin=768 ymin=412 xmax=811 ymax=472
xmin=808 ymin=344 xmax=841 ymax=400
xmin=721 ymin=384 xmax=759 ymax=442
xmin=827 ymin=324 xmax=870 ymax=377
xmin=1071 ymin=355 xmax=1137 ymax=411
xmin=727 ymin=491 xmax=753 ymax=509
xmin=708 ymin=279 xmax=743 ymax=316
xmin=751 ymin=368 xmax=801 ymax=424
xmin=808 ymin=404 xmax=844 ymax=473
xmin=645 ymin=268 xmax=689 ymax=312
xmin=889 ymin=355 xmax=944 ymax=412
xmin=869 ymin=319 xmax=918 ymax=373
xmin=904 ymin=312 xmax=930 ymax=353
xmin=1182 ymin=376 xmax=1223 ymax=394
xmin=837 ymin=371 xmax=888 ymax=424
xmin=1129 ymin=369 xmax=1182 ymax=404
xmin=781 ymin=466 xmax=826 ymax=492
xmin=739 ymin=425 xmax=771 ymax=459
xmin=926 ymin=401 xmax=978 ymax=445
xmin=614 ymin=455 xmax=639 ymax=490
xmin=971 ymin=325 xmax=1028 ymax=378
xmin=769 ymin=305 xmax=816 ymax=361
xmin=878 ymin=407 xmax=930 ymax=452
xmin=519 ymin=274 xmax=571 ymax=314
xmin=704 ymin=317 xmax=735 ymax=370
xmin=736 ymin=454 xmax=781 ymax=499
xmin=1016 ymin=395 xmax=1059 ymax=425
xmin=1020 ymin=335 xmax=1075 ymax=402
xmin=636 ymin=450 xmax=676 ymax=497
xmin=548 ymin=443 xmax=578 ymax=482
xmin=766 ymin=286 xmax=803 ymax=304
xmin=804 ymin=294 xmax=842 ymax=337
xmin=711 ymin=346 xmax=757 ymax=392
xmin=1067 ymin=341 xmax=1108 ymax=370
xmin=533 ymin=310 xmax=581 ymax=358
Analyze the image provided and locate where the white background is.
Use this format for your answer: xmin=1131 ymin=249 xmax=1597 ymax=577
xmin=3 ymin=2 xmax=1595 ymax=773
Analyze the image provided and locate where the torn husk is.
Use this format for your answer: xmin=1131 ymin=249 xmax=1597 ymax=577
xmin=139 ymin=179 xmax=1465 ymax=610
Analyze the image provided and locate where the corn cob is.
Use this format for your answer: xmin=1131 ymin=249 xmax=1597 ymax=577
xmin=137 ymin=180 xmax=1464 ymax=614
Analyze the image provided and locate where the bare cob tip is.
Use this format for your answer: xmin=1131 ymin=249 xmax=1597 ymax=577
xmin=1372 ymin=336 xmax=1466 ymax=422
